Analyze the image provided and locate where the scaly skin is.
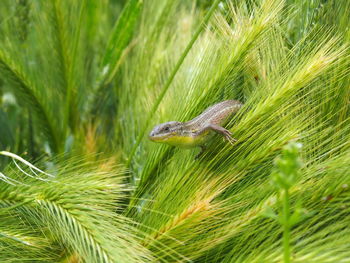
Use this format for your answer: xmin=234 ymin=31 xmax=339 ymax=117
xmin=148 ymin=100 xmax=243 ymax=150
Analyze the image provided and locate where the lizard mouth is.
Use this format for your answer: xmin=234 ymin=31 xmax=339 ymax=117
xmin=149 ymin=132 xmax=176 ymax=142
xmin=149 ymin=136 xmax=161 ymax=142
xmin=149 ymin=135 xmax=170 ymax=142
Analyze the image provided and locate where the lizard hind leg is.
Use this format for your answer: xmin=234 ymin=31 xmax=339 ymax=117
xmin=202 ymin=124 xmax=237 ymax=146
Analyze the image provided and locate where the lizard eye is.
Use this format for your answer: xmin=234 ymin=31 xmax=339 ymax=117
xmin=164 ymin=126 xmax=170 ymax=132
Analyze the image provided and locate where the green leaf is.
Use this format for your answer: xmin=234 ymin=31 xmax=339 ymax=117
xmin=0 ymin=51 xmax=61 ymax=153
xmin=101 ymin=0 xmax=143 ymax=84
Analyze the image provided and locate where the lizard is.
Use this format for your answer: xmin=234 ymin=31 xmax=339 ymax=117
xmin=148 ymin=100 xmax=243 ymax=156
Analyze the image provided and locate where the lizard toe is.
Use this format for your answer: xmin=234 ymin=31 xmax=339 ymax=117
xmin=224 ymin=133 xmax=237 ymax=145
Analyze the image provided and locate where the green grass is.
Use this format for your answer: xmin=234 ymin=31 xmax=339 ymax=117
xmin=0 ymin=0 xmax=349 ymax=262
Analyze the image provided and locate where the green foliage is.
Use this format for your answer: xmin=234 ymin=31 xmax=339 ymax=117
xmin=0 ymin=50 xmax=60 ymax=152
xmin=0 ymin=152 xmax=152 ymax=262
xmin=101 ymin=0 xmax=143 ymax=85
xmin=0 ymin=0 xmax=350 ymax=262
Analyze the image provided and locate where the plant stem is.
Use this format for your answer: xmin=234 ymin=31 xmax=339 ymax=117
xmin=126 ymin=0 xmax=221 ymax=168
xmin=283 ymin=188 xmax=291 ymax=263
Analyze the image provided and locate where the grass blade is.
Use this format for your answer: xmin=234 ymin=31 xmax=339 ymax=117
xmin=101 ymin=0 xmax=143 ymax=84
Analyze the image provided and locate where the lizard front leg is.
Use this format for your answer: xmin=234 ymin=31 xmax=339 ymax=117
xmin=196 ymin=124 xmax=237 ymax=145
xmin=195 ymin=145 xmax=206 ymax=159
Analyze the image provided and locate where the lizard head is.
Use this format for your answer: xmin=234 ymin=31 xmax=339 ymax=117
xmin=149 ymin=121 xmax=183 ymax=144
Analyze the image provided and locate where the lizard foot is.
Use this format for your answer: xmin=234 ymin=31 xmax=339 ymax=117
xmin=222 ymin=130 xmax=237 ymax=146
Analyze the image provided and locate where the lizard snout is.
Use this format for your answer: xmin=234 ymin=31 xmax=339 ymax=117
xmin=149 ymin=130 xmax=156 ymax=140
